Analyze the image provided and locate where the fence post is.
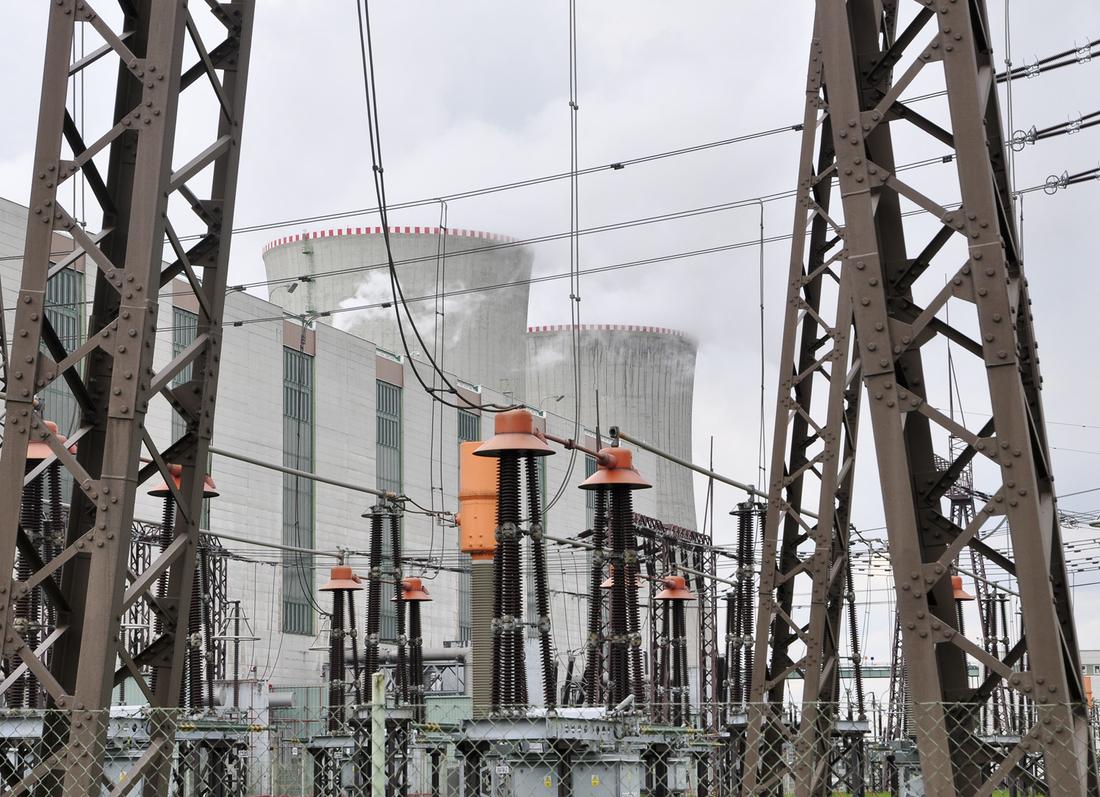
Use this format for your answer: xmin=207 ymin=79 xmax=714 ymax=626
xmin=371 ymin=671 xmax=386 ymax=797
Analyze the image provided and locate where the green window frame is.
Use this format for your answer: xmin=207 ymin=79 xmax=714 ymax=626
xmin=40 ymin=267 xmax=83 ymax=436
xmin=169 ymin=307 xmax=211 ymax=530
xmin=376 ymin=380 xmax=402 ymax=641
xmin=282 ymin=347 xmax=315 ymax=635
xmin=456 ymin=409 xmax=481 ymax=644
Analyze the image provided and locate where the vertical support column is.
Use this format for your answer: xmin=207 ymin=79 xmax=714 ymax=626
xmin=370 ymin=671 xmax=386 ymax=797
xmin=752 ymin=0 xmax=1097 ymax=793
xmin=0 ymin=3 xmax=254 ymax=795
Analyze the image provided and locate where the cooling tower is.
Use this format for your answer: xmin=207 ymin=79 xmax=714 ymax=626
xmin=262 ymin=227 xmax=533 ymax=400
xmin=526 ymin=324 xmax=697 ymax=529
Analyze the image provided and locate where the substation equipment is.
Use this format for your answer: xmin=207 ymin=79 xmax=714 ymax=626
xmin=0 ymin=0 xmax=1096 ymax=796
xmin=455 ymin=409 xmax=718 ymax=797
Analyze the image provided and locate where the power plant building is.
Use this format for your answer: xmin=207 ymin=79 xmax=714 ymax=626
xmin=526 ymin=324 xmax=698 ymax=530
xmin=262 ymin=227 xmax=533 ymax=402
xmin=0 ymin=199 xmax=693 ymax=693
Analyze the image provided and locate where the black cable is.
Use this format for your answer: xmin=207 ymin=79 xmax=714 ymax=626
xmin=163 ymin=38 xmax=1099 ymax=249
xmin=353 ymin=0 xmax=517 ymax=415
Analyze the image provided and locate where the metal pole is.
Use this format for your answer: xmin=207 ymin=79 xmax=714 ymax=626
xmin=370 ymin=671 xmax=386 ymax=797
xmin=209 ymin=445 xmax=397 ymax=501
xmin=610 ymin=428 xmax=815 ymax=516
xmin=232 ymin=601 xmax=241 ymax=709
xmin=0 ymin=4 xmax=255 ymax=795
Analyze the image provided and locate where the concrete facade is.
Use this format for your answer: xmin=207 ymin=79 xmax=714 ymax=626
xmin=526 ymin=324 xmax=698 ymax=530
xmin=261 ymin=227 xmax=533 ymax=402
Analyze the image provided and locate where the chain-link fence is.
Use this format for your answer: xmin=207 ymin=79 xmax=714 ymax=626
xmin=1 ymin=699 xmax=1098 ymax=795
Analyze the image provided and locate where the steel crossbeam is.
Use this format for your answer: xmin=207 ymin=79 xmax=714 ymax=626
xmin=746 ymin=1 xmax=1097 ymax=795
xmin=0 ymin=2 xmax=253 ymax=795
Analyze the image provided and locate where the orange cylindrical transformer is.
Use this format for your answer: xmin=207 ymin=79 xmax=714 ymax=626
xmin=457 ymin=440 xmax=499 ymax=560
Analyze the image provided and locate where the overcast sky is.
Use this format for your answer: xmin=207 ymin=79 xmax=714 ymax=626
xmin=2 ymin=2 xmax=1099 ymax=690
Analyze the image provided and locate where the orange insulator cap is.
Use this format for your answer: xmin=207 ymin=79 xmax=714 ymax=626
xmin=473 ymin=409 xmax=554 ymax=458
xmin=320 ymin=565 xmax=363 ymax=592
xmin=148 ymin=463 xmax=220 ymax=498
xmin=655 ymin=575 xmax=695 ymax=602
xmin=579 ymin=447 xmax=651 ymax=491
xmin=393 ymin=576 xmax=432 ymax=602
xmin=27 ymin=421 xmax=70 ymax=462
xmin=458 ymin=441 xmax=498 ymax=560
xmin=951 ymin=575 xmax=975 ymax=601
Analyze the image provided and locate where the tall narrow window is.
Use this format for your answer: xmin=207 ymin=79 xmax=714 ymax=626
xmin=41 ymin=267 xmax=83 ymax=498
xmin=376 ymin=380 xmax=402 ymax=641
xmin=40 ymin=267 xmax=83 ymax=436
xmin=456 ymin=409 xmax=481 ymax=643
xmin=169 ymin=307 xmax=211 ymax=529
xmin=584 ymin=455 xmax=597 ymax=529
xmin=169 ymin=307 xmax=198 ymax=442
xmin=283 ymin=347 xmax=314 ymax=635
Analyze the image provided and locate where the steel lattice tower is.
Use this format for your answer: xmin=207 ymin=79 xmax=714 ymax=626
xmin=745 ymin=1 xmax=1096 ymax=795
xmin=0 ymin=3 xmax=253 ymax=795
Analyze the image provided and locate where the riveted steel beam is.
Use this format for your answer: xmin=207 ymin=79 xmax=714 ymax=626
xmin=0 ymin=2 xmax=253 ymax=795
xmin=746 ymin=1 xmax=1096 ymax=795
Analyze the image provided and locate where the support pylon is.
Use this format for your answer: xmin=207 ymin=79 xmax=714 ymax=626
xmin=0 ymin=4 xmax=254 ymax=794
xmin=746 ymin=2 xmax=1097 ymax=795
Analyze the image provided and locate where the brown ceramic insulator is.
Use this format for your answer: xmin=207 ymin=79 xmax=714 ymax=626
xmin=671 ymin=600 xmax=688 ymax=725
xmin=741 ymin=505 xmax=758 ymax=703
xmin=610 ymin=486 xmax=643 ymax=705
xmin=606 ymin=486 xmax=628 ymax=708
xmin=12 ymin=469 xmax=43 ymax=709
xmin=493 ymin=455 xmax=523 ymax=711
xmin=187 ymin=557 xmax=203 ymax=709
xmin=583 ymin=487 xmax=608 ymax=705
xmin=623 ymin=557 xmax=645 ymax=704
xmin=364 ymin=508 xmax=384 ymax=680
xmin=155 ymin=497 xmax=175 ymax=632
xmin=44 ymin=462 xmax=62 ymax=630
xmin=346 ymin=593 xmax=362 ymax=705
xmin=408 ymin=601 xmax=424 ymax=720
xmin=844 ymin=555 xmax=865 ymax=719
xmin=526 ymin=455 xmax=556 ymax=708
xmin=389 ymin=508 xmax=407 ymax=704
xmin=724 ymin=589 xmax=738 ymax=709
xmin=328 ymin=589 xmax=345 ymax=732
xmin=733 ymin=502 xmax=753 ymax=705
xmin=199 ymin=545 xmax=215 ymax=710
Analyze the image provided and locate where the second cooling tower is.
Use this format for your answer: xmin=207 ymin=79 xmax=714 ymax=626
xmin=262 ymin=227 xmax=533 ymax=401
xmin=526 ymin=324 xmax=697 ymax=530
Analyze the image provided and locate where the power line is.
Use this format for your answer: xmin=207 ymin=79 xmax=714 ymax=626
xmin=222 ymin=161 xmax=1098 ymax=333
xmin=230 ymin=113 xmax=1097 ymax=296
xmin=353 ymin=0 xmax=515 ymax=414
xmin=174 ymin=38 xmax=1099 ymax=248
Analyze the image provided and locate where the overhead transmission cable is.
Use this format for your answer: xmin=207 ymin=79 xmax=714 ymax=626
xmin=226 ymin=161 xmax=1099 ymax=333
xmin=546 ymin=0 xmax=582 ymax=513
xmin=230 ymin=103 xmax=1099 ymax=297
xmin=352 ymin=0 xmax=516 ymax=414
xmin=178 ymin=36 xmax=1100 ymax=249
